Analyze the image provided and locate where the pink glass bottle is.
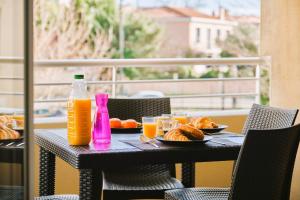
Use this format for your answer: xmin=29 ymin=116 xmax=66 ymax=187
xmin=92 ymin=93 xmax=111 ymax=144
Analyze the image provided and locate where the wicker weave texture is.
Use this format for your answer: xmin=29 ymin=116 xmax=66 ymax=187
xmin=165 ymin=124 xmax=300 ymax=200
xmin=108 ymin=98 xmax=171 ymax=122
xmin=103 ymin=173 xmax=183 ymax=190
xmin=104 ymin=98 xmax=182 ymax=199
xmin=39 ymin=147 xmax=56 ymax=196
xmin=79 ymin=169 xmax=101 ymax=200
xmin=35 ymin=195 xmax=79 ymax=200
xmin=0 ymin=186 xmax=24 ymax=200
xmin=181 ymin=163 xmax=195 ymax=187
xmin=241 ymin=104 xmax=298 ymax=135
xmin=165 ymin=188 xmax=229 ymax=200
xmin=229 ymin=125 xmax=300 ymax=200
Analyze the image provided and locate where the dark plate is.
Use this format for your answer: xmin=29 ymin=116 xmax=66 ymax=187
xmin=156 ymin=135 xmax=212 ymax=145
xmin=200 ymin=124 xmax=228 ymax=134
xmin=0 ymin=137 xmax=24 ymax=143
xmin=111 ymin=127 xmax=142 ymax=133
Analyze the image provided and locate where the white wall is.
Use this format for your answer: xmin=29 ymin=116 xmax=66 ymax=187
xmin=189 ymin=18 xmax=236 ymax=56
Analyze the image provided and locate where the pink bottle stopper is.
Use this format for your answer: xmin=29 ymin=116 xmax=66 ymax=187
xmin=92 ymin=93 xmax=111 ymax=144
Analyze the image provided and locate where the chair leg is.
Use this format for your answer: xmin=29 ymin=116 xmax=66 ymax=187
xmin=181 ymin=162 xmax=195 ymax=187
xmin=39 ymin=147 xmax=56 ymax=196
xmin=79 ymin=169 xmax=102 ymax=200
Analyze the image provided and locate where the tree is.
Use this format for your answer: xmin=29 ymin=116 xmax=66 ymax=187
xmin=217 ymin=24 xmax=269 ymax=105
xmin=34 ymin=0 xmax=115 ymax=101
xmin=34 ymin=0 xmax=162 ymax=102
xmin=218 ymin=24 xmax=259 ymax=57
xmin=113 ymin=10 xmax=162 ymax=58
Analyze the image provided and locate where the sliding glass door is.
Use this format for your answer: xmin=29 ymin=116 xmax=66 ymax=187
xmin=0 ymin=0 xmax=33 ymax=199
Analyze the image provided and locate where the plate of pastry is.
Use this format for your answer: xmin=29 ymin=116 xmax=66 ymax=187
xmin=0 ymin=124 xmax=23 ymax=142
xmin=0 ymin=115 xmax=23 ymax=142
xmin=110 ymin=118 xmax=142 ymax=133
xmin=190 ymin=117 xmax=228 ymax=134
xmin=156 ymin=124 xmax=212 ymax=145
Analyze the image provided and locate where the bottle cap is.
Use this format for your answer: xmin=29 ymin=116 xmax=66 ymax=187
xmin=74 ymin=74 xmax=84 ymax=79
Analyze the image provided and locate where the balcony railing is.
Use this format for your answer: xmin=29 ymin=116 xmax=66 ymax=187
xmin=0 ymin=57 xmax=270 ymax=110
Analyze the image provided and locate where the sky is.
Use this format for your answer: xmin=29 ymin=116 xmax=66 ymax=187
xmin=121 ymin=0 xmax=260 ymax=16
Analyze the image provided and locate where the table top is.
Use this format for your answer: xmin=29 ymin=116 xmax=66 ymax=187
xmin=35 ymin=129 xmax=244 ymax=169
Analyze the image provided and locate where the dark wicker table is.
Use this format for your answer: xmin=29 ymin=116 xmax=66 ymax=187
xmin=35 ymin=129 xmax=243 ymax=200
xmin=0 ymin=140 xmax=23 ymax=163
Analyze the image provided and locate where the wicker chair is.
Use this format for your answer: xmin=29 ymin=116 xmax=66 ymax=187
xmin=35 ymin=195 xmax=79 ymax=200
xmin=102 ymin=98 xmax=184 ymax=200
xmin=165 ymin=123 xmax=300 ymax=200
xmin=181 ymin=104 xmax=299 ymax=188
xmin=0 ymin=185 xmax=24 ymax=200
xmin=241 ymin=103 xmax=298 ymax=135
xmin=229 ymin=103 xmax=299 ymax=171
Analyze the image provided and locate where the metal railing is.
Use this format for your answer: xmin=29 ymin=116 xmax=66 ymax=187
xmin=0 ymin=57 xmax=270 ymax=108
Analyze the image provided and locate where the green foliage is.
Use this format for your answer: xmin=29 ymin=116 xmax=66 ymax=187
xmin=200 ymin=69 xmax=219 ymax=78
xmin=218 ymin=24 xmax=269 ymax=105
xmin=74 ymin=0 xmax=116 ymax=31
xmin=220 ymin=50 xmax=236 ymax=58
xmin=113 ymin=13 xmax=161 ymax=58
xmin=184 ymin=49 xmax=208 ymax=58
xmin=260 ymin=93 xmax=269 ymax=105
xmin=35 ymin=0 xmax=161 ymax=59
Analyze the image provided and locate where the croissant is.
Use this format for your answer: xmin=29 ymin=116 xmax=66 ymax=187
xmin=178 ymin=124 xmax=204 ymax=140
xmin=192 ymin=117 xmax=218 ymax=129
xmin=164 ymin=129 xmax=190 ymax=141
xmin=0 ymin=124 xmax=20 ymax=140
xmin=0 ymin=115 xmax=14 ymax=128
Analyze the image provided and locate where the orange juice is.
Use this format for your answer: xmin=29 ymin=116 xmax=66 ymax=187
xmin=173 ymin=116 xmax=188 ymax=124
xmin=67 ymin=99 xmax=91 ymax=145
xmin=143 ymin=123 xmax=157 ymax=139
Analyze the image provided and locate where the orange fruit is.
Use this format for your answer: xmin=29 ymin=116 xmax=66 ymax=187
xmin=121 ymin=119 xmax=138 ymax=128
xmin=110 ymin=118 xmax=122 ymax=128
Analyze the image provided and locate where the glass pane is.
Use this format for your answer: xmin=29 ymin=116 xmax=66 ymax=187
xmin=34 ymin=0 xmax=262 ymax=116
xmin=0 ymin=0 xmax=27 ymax=199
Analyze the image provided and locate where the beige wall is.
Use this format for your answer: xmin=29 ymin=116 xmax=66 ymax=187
xmin=155 ymin=19 xmax=190 ymax=57
xmin=261 ymin=1 xmax=300 ymax=199
xmin=0 ymin=0 xmax=24 ymax=108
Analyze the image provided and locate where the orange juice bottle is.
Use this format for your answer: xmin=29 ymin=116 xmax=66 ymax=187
xmin=67 ymin=74 xmax=91 ymax=145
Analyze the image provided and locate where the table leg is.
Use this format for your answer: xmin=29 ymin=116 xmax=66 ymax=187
xmin=182 ymin=162 xmax=195 ymax=187
xmin=79 ymin=169 xmax=102 ymax=200
xmin=39 ymin=147 xmax=56 ymax=196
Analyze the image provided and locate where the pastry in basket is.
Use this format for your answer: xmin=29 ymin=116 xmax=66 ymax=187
xmin=192 ymin=117 xmax=218 ymax=129
xmin=0 ymin=115 xmax=14 ymax=128
xmin=178 ymin=124 xmax=205 ymax=140
xmin=0 ymin=124 xmax=20 ymax=140
xmin=164 ymin=129 xmax=190 ymax=141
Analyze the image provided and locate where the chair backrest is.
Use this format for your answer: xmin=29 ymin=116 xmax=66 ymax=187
xmin=229 ymin=124 xmax=300 ymax=200
xmin=241 ymin=104 xmax=298 ymax=135
xmin=107 ymin=98 xmax=174 ymax=177
xmin=107 ymin=98 xmax=171 ymax=122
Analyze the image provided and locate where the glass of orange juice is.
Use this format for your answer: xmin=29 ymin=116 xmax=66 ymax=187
xmin=172 ymin=113 xmax=188 ymax=124
xmin=142 ymin=117 xmax=157 ymax=139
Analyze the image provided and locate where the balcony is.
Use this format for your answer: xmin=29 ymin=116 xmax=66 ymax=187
xmin=0 ymin=56 xmax=267 ymax=196
xmin=0 ymin=56 xmax=268 ymax=115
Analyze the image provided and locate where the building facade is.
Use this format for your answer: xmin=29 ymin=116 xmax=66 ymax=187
xmin=140 ymin=7 xmax=238 ymax=57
